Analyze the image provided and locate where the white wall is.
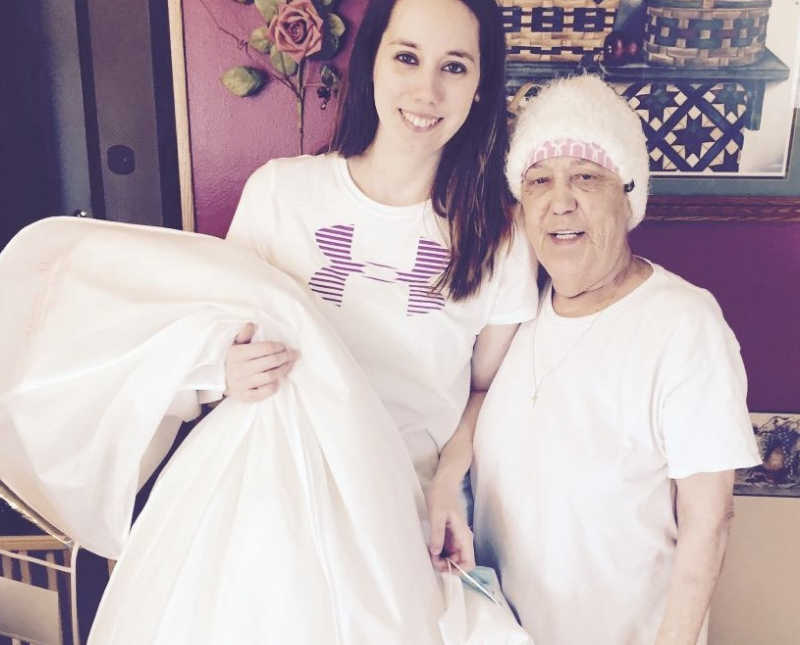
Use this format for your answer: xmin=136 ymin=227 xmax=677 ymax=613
xmin=709 ymin=496 xmax=800 ymax=645
xmin=738 ymin=1 xmax=800 ymax=174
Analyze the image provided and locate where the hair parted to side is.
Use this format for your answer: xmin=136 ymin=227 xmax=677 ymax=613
xmin=331 ymin=0 xmax=513 ymax=301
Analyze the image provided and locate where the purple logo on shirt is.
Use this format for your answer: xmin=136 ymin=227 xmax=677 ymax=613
xmin=308 ymin=224 xmax=450 ymax=315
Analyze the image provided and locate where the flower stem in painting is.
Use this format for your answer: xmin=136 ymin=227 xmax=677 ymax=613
xmin=211 ymin=0 xmax=346 ymax=155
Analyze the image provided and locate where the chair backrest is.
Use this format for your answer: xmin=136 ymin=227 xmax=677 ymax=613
xmin=0 ymin=483 xmax=80 ymax=645
xmin=0 ymin=482 xmax=73 ymax=549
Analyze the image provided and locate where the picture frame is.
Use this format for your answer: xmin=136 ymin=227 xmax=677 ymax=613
xmin=646 ymin=111 xmax=800 ymax=222
xmin=734 ymin=412 xmax=800 ymax=498
xmin=167 ymin=0 xmax=194 ymax=232
xmin=503 ymin=0 xmax=800 ymax=222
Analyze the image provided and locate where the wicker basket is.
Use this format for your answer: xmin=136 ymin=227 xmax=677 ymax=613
xmin=644 ymin=0 xmax=771 ymax=68
xmin=501 ymin=0 xmax=621 ymax=63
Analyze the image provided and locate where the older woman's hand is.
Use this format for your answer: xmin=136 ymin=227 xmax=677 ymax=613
xmin=425 ymin=477 xmax=475 ymax=572
xmin=224 ymin=323 xmax=299 ymax=402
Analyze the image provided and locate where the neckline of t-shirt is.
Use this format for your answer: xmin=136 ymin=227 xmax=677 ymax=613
xmin=333 ymin=154 xmax=431 ymax=219
xmin=543 ymin=257 xmax=659 ymax=323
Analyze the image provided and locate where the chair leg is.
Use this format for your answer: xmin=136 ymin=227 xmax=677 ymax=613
xmin=70 ymin=546 xmax=80 ymax=645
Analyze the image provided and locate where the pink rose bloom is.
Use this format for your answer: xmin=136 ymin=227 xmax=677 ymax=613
xmin=268 ymin=0 xmax=324 ymax=64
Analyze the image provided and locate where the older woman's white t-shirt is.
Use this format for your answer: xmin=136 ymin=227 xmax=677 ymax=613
xmin=472 ymin=261 xmax=760 ymax=645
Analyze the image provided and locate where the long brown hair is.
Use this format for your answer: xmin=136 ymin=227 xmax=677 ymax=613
xmin=331 ymin=0 xmax=513 ymax=300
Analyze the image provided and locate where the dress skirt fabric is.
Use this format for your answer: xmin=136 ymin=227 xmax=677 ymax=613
xmin=0 ymin=218 xmax=531 ymax=645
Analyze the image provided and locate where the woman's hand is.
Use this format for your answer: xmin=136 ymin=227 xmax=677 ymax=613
xmin=224 ymin=323 xmax=299 ymax=402
xmin=425 ymin=477 xmax=475 ymax=572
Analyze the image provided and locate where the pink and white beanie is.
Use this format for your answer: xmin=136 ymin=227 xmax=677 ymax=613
xmin=506 ymin=75 xmax=650 ymax=230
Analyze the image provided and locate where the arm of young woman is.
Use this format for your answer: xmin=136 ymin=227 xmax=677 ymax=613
xmin=426 ymin=323 xmax=519 ymax=571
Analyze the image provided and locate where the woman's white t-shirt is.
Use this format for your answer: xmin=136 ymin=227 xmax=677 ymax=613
xmin=227 ymin=153 xmax=538 ymax=479
xmin=472 ymin=262 xmax=761 ymax=644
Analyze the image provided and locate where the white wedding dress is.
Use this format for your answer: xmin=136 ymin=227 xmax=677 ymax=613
xmin=0 ymin=218 xmax=531 ymax=645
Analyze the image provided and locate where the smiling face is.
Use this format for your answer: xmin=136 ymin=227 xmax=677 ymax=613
xmin=521 ymin=156 xmax=634 ymax=300
xmin=370 ymin=0 xmax=480 ymax=161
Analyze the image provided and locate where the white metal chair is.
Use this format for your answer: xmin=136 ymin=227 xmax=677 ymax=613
xmin=0 ymin=482 xmax=80 ymax=645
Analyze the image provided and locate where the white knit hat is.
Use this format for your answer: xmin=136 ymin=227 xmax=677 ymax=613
xmin=506 ymin=75 xmax=650 ymax=230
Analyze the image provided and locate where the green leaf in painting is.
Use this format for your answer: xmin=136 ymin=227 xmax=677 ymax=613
xmin=220 ymin=66 xmax=267 ymax=97
xmin=326 ymin=13 xmax=346 ymax=38
xmin=311 ymin=0 xmax=337 ymax=17
xmin=310 ymin=14 xmax=344 ymax=60
xmin=249 ymin=26 xmax=272 ymax=53
xmin=269 ymin=44 xmax=299 ymax=76
xmin=320 ymin=64 xmax=340 ymax=87
xmin=254 ymin=0 xmax=279 ymax=24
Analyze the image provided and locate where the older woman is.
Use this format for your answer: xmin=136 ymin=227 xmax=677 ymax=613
xmin=472 ymin=75 xmax=761 ymax=645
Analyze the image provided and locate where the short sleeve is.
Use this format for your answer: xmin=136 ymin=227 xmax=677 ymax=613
xmin=225 ymin=162 xmax=277 ymax=261
xmin=486 ymin=223 xmax=539 ymax=326
xmin=658 ymin=294 xmax=761 ymax=479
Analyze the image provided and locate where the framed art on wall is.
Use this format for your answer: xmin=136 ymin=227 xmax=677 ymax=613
xmin=734 ymin=413 xmax=800 ymax=498
xmin=502 ymin=0 xmax=800 ymax=221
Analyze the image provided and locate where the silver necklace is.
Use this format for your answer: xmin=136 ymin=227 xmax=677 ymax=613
xmin=531 ymin=259 xmax=647 ymax=405
xmin=530 ymin=292 xmax=604 ymax=407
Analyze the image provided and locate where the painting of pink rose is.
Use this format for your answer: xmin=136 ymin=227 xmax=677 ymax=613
xmin=268 ymin=0 xmax=324 ymax=64
xmin=216 ymin=0 xmax=347 ymax=153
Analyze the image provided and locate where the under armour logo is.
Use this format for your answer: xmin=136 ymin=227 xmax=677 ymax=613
xmin=308 ymin=224 xmax=450 ymax=316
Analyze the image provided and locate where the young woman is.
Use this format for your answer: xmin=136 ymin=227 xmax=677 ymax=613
xmin=5 ymin=0 xmax=537 ymax=642
xmin=224 ymin=0 xmax=537 ymax=572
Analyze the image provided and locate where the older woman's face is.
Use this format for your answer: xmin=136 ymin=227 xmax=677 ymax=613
xmin=521 ymin=157 xmax=632 ymax=298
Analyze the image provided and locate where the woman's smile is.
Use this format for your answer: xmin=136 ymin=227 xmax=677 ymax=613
xmin=369 ymin=0 xmax=480 ymax=160
xmin=399 ymin=108 xmax=442 ymax=131
xmin=548 ymin=229 xmax=585 ymax=244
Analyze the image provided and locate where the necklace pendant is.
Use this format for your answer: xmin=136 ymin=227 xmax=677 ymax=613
xmin=531 ymin=390 xmax=538 ymax=406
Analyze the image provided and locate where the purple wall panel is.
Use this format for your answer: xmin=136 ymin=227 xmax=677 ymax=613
xmin=631 ymin=222 xmax=800 ymax=411
xmin=182 ymin=0 xmax=369 ymax=237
